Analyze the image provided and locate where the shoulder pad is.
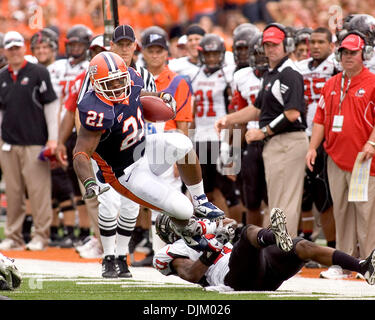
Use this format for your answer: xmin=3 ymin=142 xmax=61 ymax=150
xmin=78 ymin=91 xmax=115 ymax=131
xmin=128 ymin=67 xmax=144 ymax=89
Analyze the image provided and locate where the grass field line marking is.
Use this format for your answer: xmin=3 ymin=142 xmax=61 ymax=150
xmin=120 ymin=284 xmax=198 ymax=288
xmin=320 ymin=297 xmax=375 ymax=300
xmin=76 ymin=281 xmax=196 ymax=286
xmin=220 ymin=290 xmax=293 ymax=294
xmin=269 ymin=294 xmax=339 ymax=298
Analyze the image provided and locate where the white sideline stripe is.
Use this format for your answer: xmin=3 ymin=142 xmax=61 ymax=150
xmin=120 ymin=284 xmax=196 ymax=288
xmin=320 ymin=297 xmax=375 ymax=300
xmin=269 ymin=294 xmax=339 ymax=298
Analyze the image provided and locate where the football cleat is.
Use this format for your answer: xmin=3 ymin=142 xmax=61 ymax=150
xmin=359 ymin=249 xmax=375 ymax=285
xmin=116 ymin=256 xmax=132 ymax=278
xmin=193 ymin=195 xmax=225 ymax=220
xmin=101 ymin=255 xmax=118 ymax=278
xmin=270 ymin=208 xmax=293 ymax=253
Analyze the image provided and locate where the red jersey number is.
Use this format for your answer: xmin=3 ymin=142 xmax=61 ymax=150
xmin=195 ymin=89 xmax=216 ymax=117
xmin=304 ymin=78 xmax=327 ymax=106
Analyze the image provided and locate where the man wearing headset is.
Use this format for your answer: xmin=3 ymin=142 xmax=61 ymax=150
xmin=216 ymin=23 xmax=308 ymax=237
xmin=306 ymin=31 xmax=375 ymax=279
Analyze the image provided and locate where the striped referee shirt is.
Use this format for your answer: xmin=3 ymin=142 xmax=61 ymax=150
xmin=77 ymin=62 xmax=156 ymax=104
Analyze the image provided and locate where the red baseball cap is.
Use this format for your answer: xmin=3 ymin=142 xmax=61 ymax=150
xmin=339 ymin=34 xmax=365 ymax=51
xmin=262 ymin=26 xmax=285 ymax=44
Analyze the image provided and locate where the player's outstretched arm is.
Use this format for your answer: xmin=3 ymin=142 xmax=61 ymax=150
xmin=171 ymin=258 xmax=209 ymax=283
xmin=73 ymin=127 xmax=109 ymax=199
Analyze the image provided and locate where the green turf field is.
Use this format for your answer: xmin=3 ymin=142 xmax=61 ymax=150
xmin=0 ymin=275 xmax=341 ymax=300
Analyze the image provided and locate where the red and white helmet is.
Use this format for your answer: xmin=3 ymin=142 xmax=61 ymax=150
xmin=88 ymin=51 xmax=131 ymax=102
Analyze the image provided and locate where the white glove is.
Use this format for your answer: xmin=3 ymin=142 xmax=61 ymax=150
xmin=220 ymin=141 xmax=231 ymax=165
xmin=215 ymin=220 xmax=236 ymax=244
xmin=160 ymin=92 xmax=176 ymax=118
xmin=83 ymin=179 xmax=110 ymax=200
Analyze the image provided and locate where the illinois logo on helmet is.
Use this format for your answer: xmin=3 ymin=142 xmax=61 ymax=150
xmin=89 ymin=52 xmax=131 ymax=103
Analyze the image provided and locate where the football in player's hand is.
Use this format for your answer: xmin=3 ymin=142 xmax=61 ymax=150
xmin=141 ymin=96 xmax=175 ymax=122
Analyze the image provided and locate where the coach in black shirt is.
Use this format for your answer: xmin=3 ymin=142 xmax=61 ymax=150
xmin=0 ymin=31 xmax=59 ymax=251
xmin=215 ymin=23 xmax=309 ymax=237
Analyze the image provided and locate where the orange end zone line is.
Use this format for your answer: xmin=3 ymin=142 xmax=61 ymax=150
xmin=0 ymin=247 xmax=146 ymax=264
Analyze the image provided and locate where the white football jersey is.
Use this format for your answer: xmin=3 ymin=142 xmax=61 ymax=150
xmin=168 ymin=51 xmax=235 ymax=83
xmin=365 ymin=49 xmax=375 ymax=74
xmin=168 ymin=56 xmax=201 ymax=83
xmin=296 ymin=54 xmax=338 ymax=136
xmin=192 ymin=64 xmax=236 ymax=141
xmin=232 ymin=66 xmax=262 ymax=130
xmin=47 ymin=58 xmax=89 ymax=107
xmin=153 ymin=239 xmax=232 ymax=287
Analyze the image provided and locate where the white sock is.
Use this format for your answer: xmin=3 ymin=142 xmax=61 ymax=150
xmin=186 ymin=181 xmax=205 ymax=206
xmin=100 ymin=235 xmax=116 ymax=257
xmin=116 ymin=233 xmax=131 ymax=257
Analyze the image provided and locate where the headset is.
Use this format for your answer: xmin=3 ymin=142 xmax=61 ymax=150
xmin=258 ymin=23 xmax=295 ymax=54
xmin=335 ymin=30 xmax=374 ymax=62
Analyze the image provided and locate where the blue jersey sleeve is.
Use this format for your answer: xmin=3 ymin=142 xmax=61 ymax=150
xmin=128 ymin=67 xmax=144 ymax=94
xmin=78 ymin=91 xmax=115 ymax=131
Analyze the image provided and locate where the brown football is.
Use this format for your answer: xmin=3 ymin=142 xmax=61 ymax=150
xmin=141 ymin=96 xmax=175 ymax=122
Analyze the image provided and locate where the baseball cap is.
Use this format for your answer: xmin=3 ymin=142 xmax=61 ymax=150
xmin=177 ymin=35 xmax=187 ymax=47
xmin=185 ymin=24 xmax=206 ymax=37
xmin=262 ymin=26 xmax=285 ymax=44
xmin=112 ymin=25 xmax=135 ymax=43
xmin=3 ymin=31 xmax=24 ymax=49
xmin=90 ymin=35 xmax=109 ymax=51
xmin=339 ymin=34 xmax=365 ymax=51
xmin=142 ymin=33 xmax=168 ymax=50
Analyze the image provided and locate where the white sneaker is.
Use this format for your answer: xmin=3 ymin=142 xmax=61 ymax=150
xmin=319 ymin=265 xmax=351 ymax=280
xmin=25 ymin=239 xmax=45 ymax=251
xmin=79 ymin=242 xmax=103 ymax=259
xmin=75 ymin=236 xmax=96 ymax=253
xmin=0 ymin=239 xmax=24 ymax=251
xmin=355 ymin=272 xmax=365 ymax=280
xmin=193 ymin=194 xmax=225 ymax=220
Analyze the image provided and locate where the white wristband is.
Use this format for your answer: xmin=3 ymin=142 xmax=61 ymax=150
xmin=367 ymin=140 xmax=375 ymax=147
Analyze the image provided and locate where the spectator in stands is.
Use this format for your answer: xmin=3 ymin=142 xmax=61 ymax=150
xmin=0 ymin=31 xmax=59 ymax=251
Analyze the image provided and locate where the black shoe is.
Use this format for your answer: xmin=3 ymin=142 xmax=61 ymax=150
xmin=102 ymin=255 xmax=118 ymax=278
xmin=360 ymin=249 xmax=375 ymax=285
xmin=132 ymin=251 xmax=154 ymax=267
xmin=116 ymin=255 xmax=132 ymax=278
xmin=305 ymin=260 xmax=324 ymax=268
xmin=48 ymin=233 xmax=63 ymax=247
xmin=57 ymin=234 xmax=76 ymax=248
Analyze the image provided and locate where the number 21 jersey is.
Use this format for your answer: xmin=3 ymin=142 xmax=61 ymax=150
xmin=77 ymin=67 xmax=145 ymax=181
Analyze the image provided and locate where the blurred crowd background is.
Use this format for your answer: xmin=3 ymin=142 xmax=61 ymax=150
xmin=2 ymin=0 xmax=375 ymax=58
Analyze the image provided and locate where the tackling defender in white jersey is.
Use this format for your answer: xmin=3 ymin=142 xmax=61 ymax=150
xmin=153 ymin=209 xmax=375 ymax=290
